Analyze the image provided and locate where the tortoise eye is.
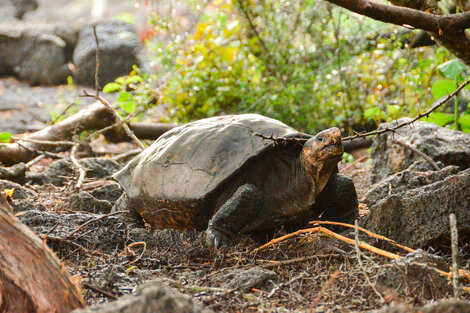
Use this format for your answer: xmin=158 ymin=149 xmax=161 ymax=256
xmin=316 ymin=136 xmax=324 ymax=142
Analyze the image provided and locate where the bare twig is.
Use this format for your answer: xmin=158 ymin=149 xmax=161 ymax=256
xmin=354 ymin=220 xmax=383 ymax=301
xmin=342 ymin=77 xmax=470 ymax=141
xmin=309 ymin=220 xmax=415 ymax=253
xmin=83 ymin=282 xmax=118 ymax=300
xmin=309 ymin=270 xmax=340 ymax=311
xmin=450 ymin=213 xmax=460 ymax=298
xmin=70 ymin=144 xmax=86 ymax=189
xmin=390 ymin=138 xmax=439 ymax=171
xmin=340 ymin=155 xmax=370 ymax=173
xmin=93 ymin=25 xmax=100 ymax=96
xmin=81 ymin=90 xmax=145 ymax=150
xmin=235 ymin=0 xmax=270 ymax=58
xmin=66 ymin=211 xmax=127 ymax=238
xmin=118 ymin=241 xmax=147 ymax=265
xmin=252 ymin=226 xmax=402 ymax=260
xmin=12 ymin=137 xmax=75 ymax=146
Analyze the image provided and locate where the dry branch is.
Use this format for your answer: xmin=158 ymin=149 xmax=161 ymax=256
xmin=325 ymin=0 xmax=470 ymax=65
xmin=0 ymin=193 xmax=84 ymax=312
xmin=252 ymin=226 xmax=402 ymax=260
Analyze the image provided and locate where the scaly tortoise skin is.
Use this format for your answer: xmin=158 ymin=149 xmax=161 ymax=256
xmin=114 ymin=114 xmax=358 ymax=247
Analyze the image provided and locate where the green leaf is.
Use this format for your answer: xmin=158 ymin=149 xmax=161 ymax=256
xmin=438 ymin=59 xmax=467 ymax=79
xmin=0 ymin=132 xmax=12 ymax=143
xmin=431 ymin=79 xmax=457 ymax=99
xmin=386 ymin=104 xmax=401 ymax=116
xmin=119 ymin=101 xmax=137 ymax=113
xmin=103 ymin=82 xmax=121 ymax=93
xmin=117 ymin=92 xmax=136 ymax=113
xmin=459 ymin=114 xmax=470 ymax=133
xmin=426 ymin=112 xmax=454 ymax=127
xmin=418 ymin=59 xmax=431 ymax=69
xmin=126 ymin=76 xmax=143 ymax=85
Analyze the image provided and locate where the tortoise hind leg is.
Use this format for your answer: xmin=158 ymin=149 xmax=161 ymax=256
xmin=207 ymin=184 xmax=262 ymax=248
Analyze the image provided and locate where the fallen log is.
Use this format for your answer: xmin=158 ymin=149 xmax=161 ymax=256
xmin=0 ymin=102 xmax=178 ymax=165
xmin=0 ymin=193 xmax=84 ymax=312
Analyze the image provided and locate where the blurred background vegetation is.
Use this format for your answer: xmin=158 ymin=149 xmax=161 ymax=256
xmin=106 ymin=0 xmax=470 ymax=134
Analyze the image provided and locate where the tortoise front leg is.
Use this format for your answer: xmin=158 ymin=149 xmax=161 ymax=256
xmin=207 ymin=184 xmax=262 ymax=248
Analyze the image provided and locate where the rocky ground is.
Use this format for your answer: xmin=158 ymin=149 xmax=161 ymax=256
xmin=2 ymin=119 xmax=470 ymax=312
xmin=1 ymin=0 xmax=470 ymax=312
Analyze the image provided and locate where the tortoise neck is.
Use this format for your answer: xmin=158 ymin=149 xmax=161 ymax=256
xmin=299 ymin=153 xmax=338 ymax=201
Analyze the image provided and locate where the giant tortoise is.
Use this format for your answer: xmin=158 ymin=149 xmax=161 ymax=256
xmin=113 ymin=114 xmax=358 ymax=247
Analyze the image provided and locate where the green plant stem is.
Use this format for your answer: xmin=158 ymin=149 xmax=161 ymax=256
xmin=455 ymin=94 xmax=459 ymax=130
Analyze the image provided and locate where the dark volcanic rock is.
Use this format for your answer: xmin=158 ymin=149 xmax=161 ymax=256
xmin=89 ymin=181 xmax=123 ymax=205
xmin=72 ymin=280 xmax=210 ymax=313
xmin=364 ymin=164 xmax=460 ymax=206
xmin=0 ymin=21 xmax=78 ymax=85
xmin=371 ymin=118 xmax=470 ymax=183
xmin=0 ymin=0 xmax=38 ymax=20
xmin=377 ymin=250 xmax=452 ymax=300
xmin=66 ymin=191 xmax=112 ymax=214
xmin=73 ymin=19 xmax=141 ymax=86
xmin=29 ymin=158 xmax=121 ymax=186
xmin=363 ymin=167 xmax=470 ymax=251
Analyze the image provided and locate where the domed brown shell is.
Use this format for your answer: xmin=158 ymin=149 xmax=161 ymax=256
xmin=114 ymin=114 xmax=307 ymax=204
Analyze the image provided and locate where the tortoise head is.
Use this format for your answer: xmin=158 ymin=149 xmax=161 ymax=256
xmin=300 ymin=127 xmax=343 ymax=191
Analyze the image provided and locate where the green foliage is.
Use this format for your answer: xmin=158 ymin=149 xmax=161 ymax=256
xmin=0 ymin=132 xmax=12 ymax=143
xmin=109 ymin=0 xmax=470 ymax=135
xmin=429 ymin=58 xmax=470 ymax=131
xmin=431 ymin=79 xmax=457 ymax=99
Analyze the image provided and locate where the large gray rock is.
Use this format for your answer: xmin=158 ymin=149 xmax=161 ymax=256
xmin=73 ymin=20 xmax=141 ymax=86
xmin=363 ymin=167 xmax=470 ymax=250
xmin=0 ymin=21 xmax=78 ymax=85
xmin=0 ymin=0 xmax=38 ymax=20
xmin=377 ymin=250 xmax=452 ymax=300
xmin=73 ymin=280 xmax=210 ymax=313
xmin=371 ymin=118 xmax=470 ymax=183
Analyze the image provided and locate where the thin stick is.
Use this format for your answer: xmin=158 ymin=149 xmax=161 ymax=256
xmin=450 ymin=213 xmax=460 ymax=298
xmin=118 ymin=241 xmax=147 ymax=265
xmin=340 ymin=155 xmax=370 ymax=173
xmin=81 ymin=90 xmax=145 ymax=150
xmin=309 ymin=270 xmax=339 ymax=311
xmin=342 ymin=76 xmax=470 ymax=141
xmin=93 ymin=25 xmax=100 ymax=96
xmin=70 ymin=144 xmax=86 ymax=189
xmin=12 ymin=137 xmax=75 ymax=146
xmin=66 ymin=211 xmax=126 ymax=238
xmin=309 ymin=220 xmax=415 ymax=253
xmin=354 ymin=220 xmax=383 ymax=301
xmin=391 ymin=138 xmax=439 ymax=171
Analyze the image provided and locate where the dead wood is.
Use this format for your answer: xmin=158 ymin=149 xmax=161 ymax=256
xmin=325 ymin=0 xmax=470 ymax=65
xmin=0 ymin=101 xmax=177 ymax=166
xmin=103 ymin=122 xmax=177 ymax=143
xmin=0 ymin=101 xmax=115 ymax=165
xmin=0 ymin=193 xmax=84 ymax=312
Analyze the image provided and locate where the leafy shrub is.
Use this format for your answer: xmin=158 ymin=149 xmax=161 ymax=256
xmin=105 ymin=0 xmax=470 ymax=134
